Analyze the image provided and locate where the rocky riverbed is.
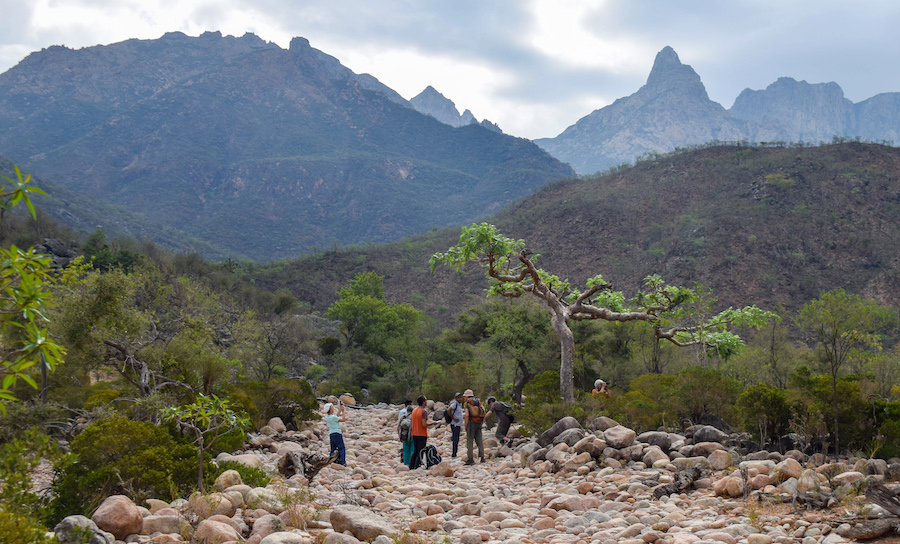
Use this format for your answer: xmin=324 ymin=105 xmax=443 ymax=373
xmin=54 ymin=402 xmax=900 ymax=544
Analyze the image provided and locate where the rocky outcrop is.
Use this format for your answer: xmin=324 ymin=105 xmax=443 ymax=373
xmin=410 ymin=86 xmax=477 ymax=128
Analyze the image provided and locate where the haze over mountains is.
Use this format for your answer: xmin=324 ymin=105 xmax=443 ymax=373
xmin=537 ymin=47 xmax=900 ymax=174
xmin=3 ymin=32 xmax=900 ymax=264
xmin=0 ymin=31 xmax=571 ymax=260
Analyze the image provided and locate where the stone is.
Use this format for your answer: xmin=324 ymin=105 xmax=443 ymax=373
xmin=268 ymin=417 xmax=288 ymax=433
xmin=214 ymin=469 xmax=244 ymax=491
xmin=230 ymin=453 xmax=264 ymax=468
xmin=691 ymin=441 xmax=725 ymax=456
xmin=194 ymin=519 xmax=242 ymax=544
xmin=408 ymin=515 xmax=441 ymax=531
xmin=693 ymin=425 xmax=727 ymax=443
xmin=55 ymin=515 xmax=115 ymax=544
xmin=91 ymin=495 xmax=143 ymax=540
xmin=643 ymin=446 xmax=669 ymax=466
xmin=774 ymin=458 xmax=802 ymax=481
xmin=190 ymin=492 xmax=238 ymax=519
xmin=589 ymin=416 xmax=620 ymax=431
xmin=427 ymin=460 xmax=454 ymax=477
xmin=141 ymin=514 xmax=190 ymax=535
xmin=603 ymin=425 xmax=636 ymax=448
xmin=260 ymin=532 xmax=310 ymax=544
xmin=145 ymin=498 xmax=170 ymax=514
xmin=707 ymin=449 xmax=734 ymax=470
xmin=637 ymin=431 xmax=672 ymax=451
xmin=330 ymin=505 xmax=397 ymax=541
xmin=537 ymin=416 xmax=581 ymax=447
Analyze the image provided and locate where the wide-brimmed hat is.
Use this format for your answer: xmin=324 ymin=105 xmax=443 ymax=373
xmin=323 ymin=403 xmax=333 ymax=414
xmin=463 ymin=389 xmax=474 ymax=397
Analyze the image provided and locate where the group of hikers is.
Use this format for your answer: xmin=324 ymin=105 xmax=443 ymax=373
xmin=398 ymin=390 xmax=514 ymax=469
xmin=323 ymin=378 xmax=610 ymax=470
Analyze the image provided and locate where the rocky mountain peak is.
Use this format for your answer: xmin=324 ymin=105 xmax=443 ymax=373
xmin=644 ymin=46 xmax=707 ymax=99
xmin=410 ymin=86 xmax=470 ymax=127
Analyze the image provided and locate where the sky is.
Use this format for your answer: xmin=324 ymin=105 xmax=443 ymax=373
xmin=1 ymin=0 xmax=899 ymax=140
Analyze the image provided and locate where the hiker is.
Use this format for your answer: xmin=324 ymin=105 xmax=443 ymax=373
xmin=462 ymin=389 xmax=485 ymax=465
xmin=408 ymin=395 xmax=435 ymax=469
xmin=447 ymin=392 xmax=464 ymax=458
xmin=486 ymin=396 xmax=512 ymax=446
xmin=592 ymin=379 xmax=611 ymax=398
xmin=398 ymin=399 xmax=414 ymax=465
xmin=323 ymin=401 xmax=347 ymax=465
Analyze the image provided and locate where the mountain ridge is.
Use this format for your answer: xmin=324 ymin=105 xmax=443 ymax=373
xmin=0 ymin=32 xmax=572 ymax=261
xmin=538 ymin=46 xmax=900 ymax=174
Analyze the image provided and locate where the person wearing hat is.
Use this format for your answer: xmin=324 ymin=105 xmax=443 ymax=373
xmin=447 ymin=392 xmax=465 ymax=458
xmin=462 ymin=389 xmax=485 ymax=465
xmin=323 ymin=401 xmax=347 ymax=465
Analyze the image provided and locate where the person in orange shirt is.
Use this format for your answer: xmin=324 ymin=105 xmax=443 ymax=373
xmin=408 ymin=395 xmax=435 ymax=469
xmin=592 ymin=379 xmax=611 ymax=398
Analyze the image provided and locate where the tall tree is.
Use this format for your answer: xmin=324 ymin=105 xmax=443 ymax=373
xmin=795 ymin=288 xmax=894 ymax=454
xmin=431 ymin=223 xmax=773 ymax=402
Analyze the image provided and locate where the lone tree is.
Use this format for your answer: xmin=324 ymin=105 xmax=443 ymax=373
xmin=431 ymin=223 xmax=773 ymax=403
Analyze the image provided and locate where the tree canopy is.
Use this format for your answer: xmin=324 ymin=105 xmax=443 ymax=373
xmin=431 ymin=223 xmax=774 ymax=402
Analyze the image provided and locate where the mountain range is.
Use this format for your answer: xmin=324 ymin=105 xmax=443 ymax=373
xmin=537 ymin=47 xmax=900 ymax=174
xmin=0 ymin=31 xmax=571 ymax=261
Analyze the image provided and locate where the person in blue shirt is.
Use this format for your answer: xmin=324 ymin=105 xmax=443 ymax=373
xmin=323 ymin=402 xmax=347 ymax=465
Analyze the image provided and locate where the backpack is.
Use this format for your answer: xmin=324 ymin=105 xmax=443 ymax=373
xmin=398 ymin=413 xmax=412 ymax=442
xmin=497 ymin=401 xmax=515 ymax=423
xmin=443 ymin=406 xmax=453 ymax=424
xmin=467 ymin=399 xmax=486 ymax=423
xmin=420 ymin=444 xmax=442 ymax=468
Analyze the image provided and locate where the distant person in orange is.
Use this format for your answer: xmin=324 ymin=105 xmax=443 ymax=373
xmin=592 ymin=379 xmax=611 ymax=398
xmin=408 ymin=395 xmax=435 ymax=470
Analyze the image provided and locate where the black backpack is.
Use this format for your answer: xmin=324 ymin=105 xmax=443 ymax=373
xmin=498 ymin=401 xmax=515 ymax=423
xmin=420 ymin=444 xmax=442 ymax=468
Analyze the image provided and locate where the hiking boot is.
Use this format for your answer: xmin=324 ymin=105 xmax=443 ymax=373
xmin=464 ymin=459 xmax=474 ymax=465
xmin=480 ymin=457 xmax=486 ymax=463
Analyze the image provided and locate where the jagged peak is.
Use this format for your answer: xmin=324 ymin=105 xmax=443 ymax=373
xmin=289 ymin=37 xmax=312 ymax=52
xmin=644 ymin=46 xmax=707 ymax=97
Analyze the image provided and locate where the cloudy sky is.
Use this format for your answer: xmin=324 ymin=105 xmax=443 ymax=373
xmin=1 ymin=0 xmax=898 ymax=140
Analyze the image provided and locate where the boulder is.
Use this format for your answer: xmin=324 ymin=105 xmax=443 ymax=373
xmin=141 ymin=514 xmax=190 ymax=535
xmin=190 ymin=491 xmax=238 ymax=519
xmin=267 ymin=417 xmax=288 ymax=433
xmin=774 ymin=458 xmax=802 ymax=482
xmin=691 ymin=441 xmax=725 ymax=457
xmin=643 ymin=446 xmax=670 ymax=466
xmin=260 ymin=532 xmax=310 ymax=544
xmin=707 ymin=449 xmax=734 ymax=470
xmin=194 ymin=519 xmax=242 ymax=544
xmin=214 ymin=469 xmax=244 ymax=491
xmin=330 ymin=504 xmax=397 ymax=541
xmin=55 ymin=515 xmax=115 ymax=544
xmin=589 ymin=416 xmax=620 ymax=431
xmin=603 ymin=425 xmax=636 ymax=448
xmin=553 ymin=427 xmax=587 ymax=446
xmin=91 ymin=495 xmax=143 ymax=540
xmin=693 ymin=425 xmax=728 ymax=443
xmin=637 ymin=431 xmax=672 ymax=451
xmin=537 ymin=417 xmax=581 ymax=447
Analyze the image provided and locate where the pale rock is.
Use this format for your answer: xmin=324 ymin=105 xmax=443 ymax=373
xmin=330 ymin=505 xmax=397 ymax=541
xmin=643 ymin=446 xmax=669 ymax=466
xmin=693 ymin=425 xmax=727 ymax=443
xmin=747 ymin=535 xmax=774 ymax=544
xmin=194 ymin=519 xmax=242 ymax=544
xmin=603 ymin=425 xmax=636 ymax=448
xmin=268 ymin=417 xmax=288 ymax=433
xmin=672 ymin=456 xmax=710 ymax=470
xmin=214 ymin=469 xmax=243 ymax=491
xmin=55 ymin=515 xmax=115 ymax=544
xmin=260 ymin=531 xmax=310 ymax=544
xmin=190 ymin=492 xmax=237 ymax=519
xmin=145 ymin=498 xmax=170 ymax=514
xmin=707 ymin=449 xmax=734 ymax=470
xmin=832 ymin=471 xmax=865 ymax=485
xmin=798 ymin=468 xmax=824 ymax=493
xmin=408 ymin=515 xmax=441 ymax=531
xmin=691 ymin=441 xmax=725 ymax=456
xmin=230 ymin=453 xmax=264 ymax=468
xmin=91 ymin=495 xmax=143 ymax=540
xmin=774 ymin=458 xmax=802 ymax=481
xmin=141 ymin=514 xmax=190 ymax=535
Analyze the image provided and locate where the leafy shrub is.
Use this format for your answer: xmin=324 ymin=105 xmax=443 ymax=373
xmin=227 ymin=378 xmax=319 ymax=429
xmin=522 ymin=371 xmax=562 ymax=405
xmin=0 ymin=432 xmax=59 ymax=541
xmin=0 ymin=402 xmax=68 ymax=444
xmin=671 ymin=366 xmax=741 ymax=425
xmin=49 ymin=416 xmax=207 ymax=523
xmin=737 ymin=383 xmax=793 ymax=446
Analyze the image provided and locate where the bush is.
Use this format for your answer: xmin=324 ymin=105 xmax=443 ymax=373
xmin=49 ymin=416 xmax=207 ymax=523
xmin=0 ymin=402 xmax=68 ymax=444
xmin=737 ymin=383 xmax=793 ymax=446
xmin=228 ymin=378 xmax=319 ymax=429
xmin=214 ymin=460 xmax=273 ymax=489
xmin=0 ymin=432 xmax=59 ymax=541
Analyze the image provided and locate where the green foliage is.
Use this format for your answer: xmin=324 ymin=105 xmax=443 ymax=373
xmin=213 ymin=460 xmax=273 ymax=489
xmin=164 ymin=394 xmax=249 ymax=492
xmin=0 ymin=432 xmax=59 ymax=540
xmin=0 ymin=165 xmax=66 ymax=410
xmin=765 ymin=173 xmax=796 ymax=188
xmin=50 ymin=416 xmax=205 ymax=523
xmin=0 ymin=401 xmax=67 ymax=444
xmin=672 ymin=366 xmax=742 ymax=424
xmin=227 ymin=378 xmax=319 ymax=429
xmin=522 ymin=370 xmax=562 ymax=405
xmin=737 ymin=383 xmax=793 ymax=445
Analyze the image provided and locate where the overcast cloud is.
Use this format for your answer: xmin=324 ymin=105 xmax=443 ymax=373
xmin=1 ymin=0 xmax=898 ymax=140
